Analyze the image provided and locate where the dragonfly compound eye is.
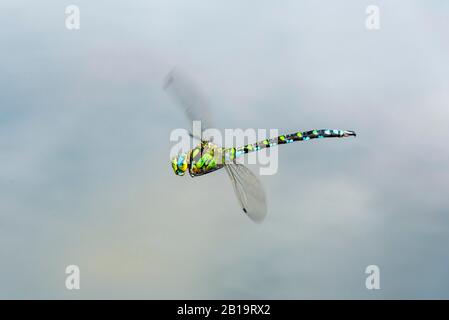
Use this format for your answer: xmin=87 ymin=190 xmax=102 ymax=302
xmin=171 ymin=158 xmax=179 ymax=175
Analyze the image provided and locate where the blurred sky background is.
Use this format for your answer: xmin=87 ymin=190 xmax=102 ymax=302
xmin=1 ymin=0 xmax=449 ymax=299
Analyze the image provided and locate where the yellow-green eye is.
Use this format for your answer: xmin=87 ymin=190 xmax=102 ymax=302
xmin=171 ymin=159 xmax=178 ymax=172
xmin=179 ymin=161 xmax=187 ymax=171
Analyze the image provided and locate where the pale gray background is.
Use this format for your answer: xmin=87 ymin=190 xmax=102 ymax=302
xmin=1 ymin=0 xmax=448 ymax=299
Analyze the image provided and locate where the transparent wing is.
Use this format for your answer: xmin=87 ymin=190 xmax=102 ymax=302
xmin=224 ymin=163 xmax=267 ymax=223
xmin=164 ymin=68 xmax=214 ymax=141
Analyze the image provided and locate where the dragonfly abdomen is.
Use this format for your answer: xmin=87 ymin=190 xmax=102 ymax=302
xmin=225 ymin=129 xmax=356 ymax=160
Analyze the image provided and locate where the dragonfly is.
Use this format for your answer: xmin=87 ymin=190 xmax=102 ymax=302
xmin=165 ymin=70 xmax=356 ymax=223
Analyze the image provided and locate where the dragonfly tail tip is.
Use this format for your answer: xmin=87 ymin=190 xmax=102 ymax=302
xmin=343 ymin=130 xmax=357 ymax=137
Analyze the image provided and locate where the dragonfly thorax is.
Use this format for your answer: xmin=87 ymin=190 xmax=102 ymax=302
xmin=188 ymin=142 xmax=226 ymax=177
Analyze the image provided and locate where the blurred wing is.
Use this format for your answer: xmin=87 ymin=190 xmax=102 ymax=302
xmin=164 ymin=69 xmax=214 ymax=141
xmin=224 ymin=163 xmax=267 ymax=223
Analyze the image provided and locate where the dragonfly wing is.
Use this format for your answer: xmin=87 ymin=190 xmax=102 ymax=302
xmin=224 ymin=163 xmax=267 ymax=223
xmin=164 ymin=69 xmax=214 ymax=141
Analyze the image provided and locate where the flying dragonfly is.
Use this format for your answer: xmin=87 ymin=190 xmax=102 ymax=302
xmin=165 ymin=70 xmax=356 ymax=223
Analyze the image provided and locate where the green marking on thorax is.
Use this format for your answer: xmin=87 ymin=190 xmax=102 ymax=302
xmin=206 ymin=158 xmax=217 ymax=170
xmin=196 ymin=153 xmax=213 ymax=168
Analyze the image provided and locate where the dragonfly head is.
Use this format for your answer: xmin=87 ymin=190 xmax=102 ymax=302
xmin=171 ymin=153 xmax=188 ymax=176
